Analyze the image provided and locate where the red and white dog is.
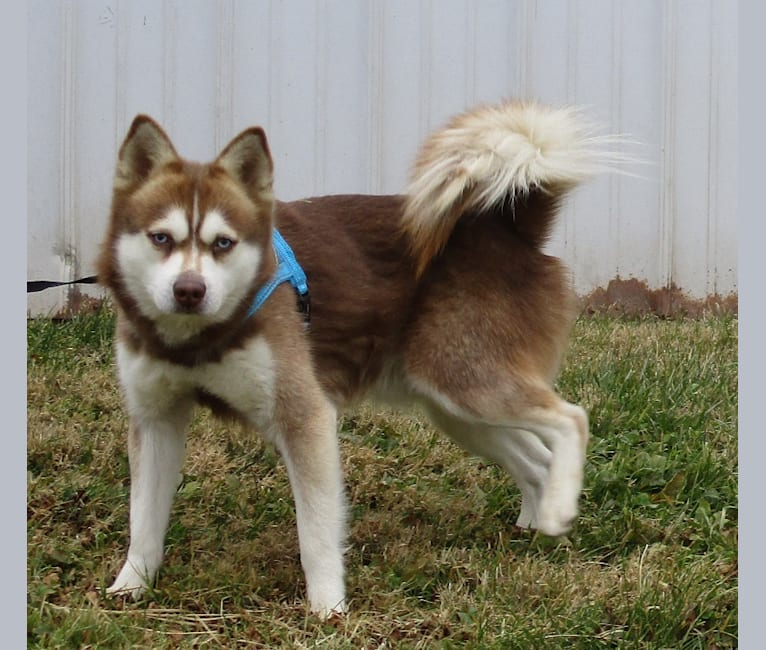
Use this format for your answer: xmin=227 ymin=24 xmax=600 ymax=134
xmin=98 ymin=101 xmax=614 ymax=616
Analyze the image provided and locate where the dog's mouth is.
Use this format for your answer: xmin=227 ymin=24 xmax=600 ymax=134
xmin=173 ymin=304 xmax=205 ymax=315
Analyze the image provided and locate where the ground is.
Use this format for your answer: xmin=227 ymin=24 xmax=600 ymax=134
xmin=27 ymin=308 xmax=737 ymax=648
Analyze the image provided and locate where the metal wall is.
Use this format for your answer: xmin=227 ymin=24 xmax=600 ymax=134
xmin=27 ymin=0 xmax=737 ymax=315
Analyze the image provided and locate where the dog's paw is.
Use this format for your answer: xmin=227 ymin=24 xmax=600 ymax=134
xmin=535 ymin=469 xmax=583 ymax=537
xmin=515 ymin=494 xmax=540 ymax=530
xmin=106 ymin=583 xmax=145 ymax=600
xmin=307 ymin=580 xmax=347 ymax=619
xmin=536 ymin=497 xmax=578 ymax=537
xmin=106 ymin=563 xmax=151 ymax=600
xmin=310 ymin=598 xmax=348 ymax=620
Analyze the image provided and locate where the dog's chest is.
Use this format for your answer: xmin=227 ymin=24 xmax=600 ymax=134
xmin=117 ymin=335 xmax=277 ymax=426
xmin=195 ymin=337 xmax=277 ymax=419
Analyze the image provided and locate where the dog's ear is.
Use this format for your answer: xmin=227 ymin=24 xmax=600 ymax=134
xmin=215 ymin=127 xmax=274 ymax=199
xmin=114 ymin=115 xmax=180 ymax=190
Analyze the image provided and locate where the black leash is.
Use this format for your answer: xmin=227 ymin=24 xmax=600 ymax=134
xmin=27 ymin=276 xmax=99 ymax=293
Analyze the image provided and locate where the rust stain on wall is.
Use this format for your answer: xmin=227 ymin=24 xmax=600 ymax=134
xmin=581 ymin=277 xmax=738 ymax=317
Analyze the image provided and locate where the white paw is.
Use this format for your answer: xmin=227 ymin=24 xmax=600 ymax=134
xmin=515 ymin=494 xmax=539 ymax=529
xmin=106 ymin=562 xmax=151 ymax=600
xmin=307 ymin=578 xmax=347 ymax=619
xmin=536 ymin=493 xmax=578 ymax=537
xmin=310 ymin=597 xmax=347 ymax=619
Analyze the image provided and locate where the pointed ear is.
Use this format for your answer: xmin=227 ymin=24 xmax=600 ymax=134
xmin=114 ymin=115 xmax=179 ymax=190
xmin=215 ymin=127 xmax=274 ymax=198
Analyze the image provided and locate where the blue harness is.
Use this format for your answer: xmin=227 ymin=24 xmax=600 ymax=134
xmin=246 ymin=229 xmax=310 ymax=323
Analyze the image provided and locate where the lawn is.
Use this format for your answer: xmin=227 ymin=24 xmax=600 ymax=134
xmin=27 ymin=307 xmax=737 ymax=648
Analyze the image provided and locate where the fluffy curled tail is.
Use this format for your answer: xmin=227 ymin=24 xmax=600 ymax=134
xmin=402 ymin=101 xmax=625 ymax=275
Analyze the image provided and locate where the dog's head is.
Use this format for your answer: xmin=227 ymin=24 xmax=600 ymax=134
xmin=98 ymin=116 xmax=276 ymax=344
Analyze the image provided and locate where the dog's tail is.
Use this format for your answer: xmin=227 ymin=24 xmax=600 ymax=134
xmin=402 ymin=101 xmax=625 ymax=275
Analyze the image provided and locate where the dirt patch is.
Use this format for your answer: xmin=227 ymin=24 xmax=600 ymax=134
xmin=50 ymin=290 xmax=106 ymax=320
xmin=581 ymin=277 xmax=738 ymax=317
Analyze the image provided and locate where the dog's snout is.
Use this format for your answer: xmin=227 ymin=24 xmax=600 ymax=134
xmin=173 ymin=272 xmax=206 ymax=309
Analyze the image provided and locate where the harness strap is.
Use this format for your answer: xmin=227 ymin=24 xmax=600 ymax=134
xmin=246 ymin=229 xmax=310 ymax=323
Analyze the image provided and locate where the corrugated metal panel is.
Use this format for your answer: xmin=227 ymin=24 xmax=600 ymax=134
xmin=27 ymin=0 xmax=737 ymax=315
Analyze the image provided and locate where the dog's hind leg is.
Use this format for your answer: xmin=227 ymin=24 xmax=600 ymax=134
xmin=520 ymin=395 xmax=590 ymax=536
xmin=272 ymin=397 xmax=347 ymax=617
xmin=472 ymin=385 xmax=590 ymax=536
xmin=424 ymin=405 xmax=551 ymax=530
xmin=418 ymin=381 xmax=589 ymax=537
xmin=107 ymin=400 xmax=192 ymax=599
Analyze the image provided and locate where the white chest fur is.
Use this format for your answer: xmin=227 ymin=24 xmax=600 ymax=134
xmin=116 ymin=335 xmax=277 ymax=430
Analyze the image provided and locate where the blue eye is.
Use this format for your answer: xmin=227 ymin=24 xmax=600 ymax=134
xmin=215 ymin=237 xmax=234 ymax=250
xmin=150 ymin=232 xmax=171 ymax=246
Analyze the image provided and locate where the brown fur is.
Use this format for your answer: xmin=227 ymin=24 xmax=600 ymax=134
xmin=101 ymin=103 xmax=603 ymax=614
xmin=274 ymin=193 xmax=575 ymax=406
xmin=99 ymin=111 xmax=578 ymax=403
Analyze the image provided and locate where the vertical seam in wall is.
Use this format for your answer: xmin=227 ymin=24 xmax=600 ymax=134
xmin=517 ymin=0 xmax=530 ymax=97
xmin=465 ymin=0 xmax=476 ymax=106
xmin=215 ymin=0 xmax=235 ymax=153
xmin=610 ymin=1 xmax=623 ymax=280
xmin=228 ymin=0 xmax=236 ymax=144
xmin=114 ymin=0 xmax=127 ymax=150
xmin=60 ymin=0 xmax=76 ymax=286
xmin=659 ymin=0 xmax=677 ymax=291
xmin=314 ymin=0 xmax=327 ymax=195
xmin=266 ymin=0 xmax=274 ymax=129
xmin=418 ymin=0 xmax=433 ymax=144
xmin=706 ymin=1 xmax=719 ymax=296
xmin=367 ymin=2 xmax=383 ymax=194
xmin=162 ymin=1 xmax=175 ymax=131
xmin=506 ymin=4 xmax=515 ymax=93
xmin=565 ymin=0 xmax=577 ymax=269
xmin=566 ymin=0 xmax=578 ymax=105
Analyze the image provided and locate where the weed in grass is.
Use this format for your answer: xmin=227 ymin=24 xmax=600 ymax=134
xmin=27 ymin=310 xmax=737 ymax=648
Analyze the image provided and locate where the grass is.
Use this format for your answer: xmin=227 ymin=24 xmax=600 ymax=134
xmin=27 ymin=305 xmax=737 ymax=648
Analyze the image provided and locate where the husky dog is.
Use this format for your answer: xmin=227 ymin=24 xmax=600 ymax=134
xmin=98 ymin=101 xmax=614 ymax=616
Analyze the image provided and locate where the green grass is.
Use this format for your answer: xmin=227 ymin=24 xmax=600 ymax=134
xmin=27 ymin=306 xmax=737 ymax=648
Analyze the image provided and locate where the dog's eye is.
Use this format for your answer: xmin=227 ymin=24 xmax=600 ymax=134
xmin=214 ymin=237 xmax=235 ymax=251
xmin=149 ymin=232 xmax=172 ymax=246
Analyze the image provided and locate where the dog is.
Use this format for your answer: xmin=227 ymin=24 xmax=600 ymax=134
xmin=98 ymin=101 xmax=616 ymax=616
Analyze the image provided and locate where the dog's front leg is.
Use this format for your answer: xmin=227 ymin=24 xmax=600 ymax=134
xmin=274 ymin=400 xmax=347 ymax=617
xmin=107 ymin=404 xmax=191 ymax=599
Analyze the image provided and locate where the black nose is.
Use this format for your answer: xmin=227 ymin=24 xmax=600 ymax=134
xmin=173 ymin=272 xmax=206 ymax=309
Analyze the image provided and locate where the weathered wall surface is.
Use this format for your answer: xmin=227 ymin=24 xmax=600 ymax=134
xmin=27 ymin=0 xmax=737 ymax=315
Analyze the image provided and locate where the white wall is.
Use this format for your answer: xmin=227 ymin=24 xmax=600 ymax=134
xmin=27 ymin=0 xmax=737 ymax=315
